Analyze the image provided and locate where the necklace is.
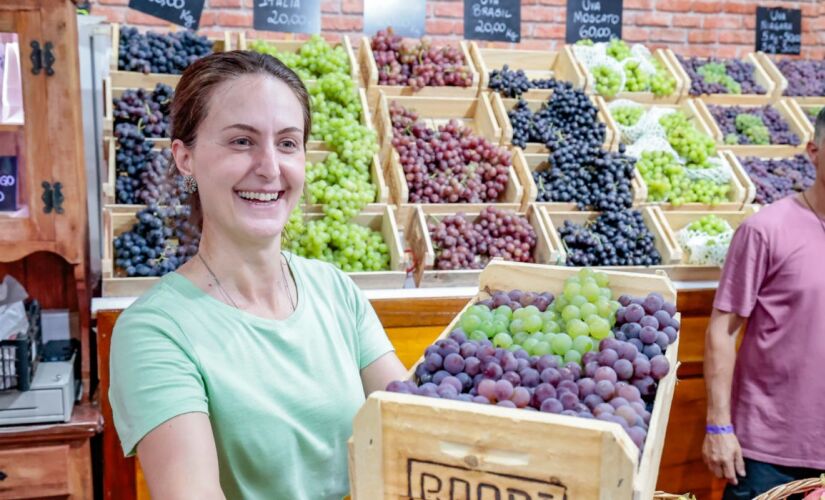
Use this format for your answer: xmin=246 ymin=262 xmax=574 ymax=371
xmin=197 ymin=252 xmax=296 ymax=313
xmin=801 ymin=191 xmax=825 ymax=235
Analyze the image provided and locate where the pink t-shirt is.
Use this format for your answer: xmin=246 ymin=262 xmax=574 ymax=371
xmin=714 ymin=196 xmax=825 ymax=469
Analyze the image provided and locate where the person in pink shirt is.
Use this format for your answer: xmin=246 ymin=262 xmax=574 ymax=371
xmin=703 ymin=107 xmax=825 ymax=498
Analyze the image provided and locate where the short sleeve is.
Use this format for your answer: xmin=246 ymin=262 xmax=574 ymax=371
xmin=109 ymin=303 xmax=209 ymax=456
xmin=714 ymin=223 xmax=769 ymax=317
xmin=340 ymin=274 xmax=394 ymax=369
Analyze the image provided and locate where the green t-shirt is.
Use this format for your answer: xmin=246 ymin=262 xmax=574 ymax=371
xmin=109 ymin=254 xmax=394 ymax=500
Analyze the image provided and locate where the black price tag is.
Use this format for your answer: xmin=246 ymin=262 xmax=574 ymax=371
xmin=756 ymin=7 xmax=801 ymax=55
xmin=127 ymin=0 xmax=205 ymax=30
xmin=464 ymin=0 xmax=520 ymax=43
xmin=565 ymin=0 xmax=623 ymax=44
xmin=254 ymin=0 xmax=321 ymax=34
xmin=363 ymin=0 xmax=427 ymax=38
xmin=0 ymin=157 xmax=18 ymax=212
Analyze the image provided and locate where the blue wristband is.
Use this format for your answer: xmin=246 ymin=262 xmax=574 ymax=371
xmin=706 ymin=424 xmax=735 ymax=434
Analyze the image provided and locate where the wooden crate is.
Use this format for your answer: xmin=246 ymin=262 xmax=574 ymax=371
xmin=797 ymin=102 xmax=823 ymax=126
xmin=695 ymin=98 xmax=813 ymax=156
xmin=681 ymin=53 xmax=778 ymax=106
xmin=520 ymin=149 xmax=648 ymax=209
xmin=468 ymin=42 xmax=585 ymax=100
xmin=358 ymin=37 xmax=481 ymax=108
xmin=350 ymin=260 xmax=680 ymax=500
xmin=598 ymin=96 xmax=717 ymax=147
xmin=540 ymin=206 xmax=684 ymax=267
xmin=237 ymin=32 xmax=360 ymax=86
xmin=101 ymin=204 xmax=407 ymax=296
xmin=555 ymin=46 xmax=689 ymax=105
xmin=407 ymin=204 xmax=560 ymax=288
xmin=746 ymin=53 xmax=825 ymax=106
xmin=490 ymin=93 xmax=618 ymax=153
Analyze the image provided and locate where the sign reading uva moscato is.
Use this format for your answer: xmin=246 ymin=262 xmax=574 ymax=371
xmin=565 ymin=0 xmax=622 ymax=44
xmin=756 ymin=6 xmax=801 ymax=55
xmin=127 ymin=0 xmax=204 ymax=30
xmin=253 ymin=0 xmax=321 ymax=34
xmin=463 ymin=0 xmax=521 ymax=43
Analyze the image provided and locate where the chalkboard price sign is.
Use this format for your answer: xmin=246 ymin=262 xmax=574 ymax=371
xmin=756 ymin=7 xmax=801 ymax=55
xmin=127 ymin=0 xmax=205 ymax=30
xmin=363 ymin=0 xmax=427 ymax=39
xmin=464 ymin=0 xmax=521 ymax=43
xmin=0 ymin=157 xmax=18 ymax=212
xmin=254 ymin=0 xmax=321 ymax=34
xmin=565 ymin=0 xmax=622 ymax=44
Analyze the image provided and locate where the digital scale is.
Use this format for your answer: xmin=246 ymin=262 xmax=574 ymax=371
xmin=0 ymin=355 xmax=76 ymax=425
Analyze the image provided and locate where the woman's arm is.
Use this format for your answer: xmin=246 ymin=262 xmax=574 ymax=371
xmin=137 ymin=412 xmax=226 ymax=500
xmin=360 ymin=351 xmax=408 ymax=396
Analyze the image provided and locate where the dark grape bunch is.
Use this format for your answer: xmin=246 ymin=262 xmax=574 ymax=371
xmin=777 ymin=59 xmax=825 ymax=97
xmin=114 ymin=123 xmax=186 ymax=205
xmin=559 ymin=210 xmax=662 ymax=267
xmin=389 ymin=102 xmax=511 ymax=203
xmin=118 ymin=26 xmax=212 ymax=74
xmin=428 ymin=207 xmax=537 ymax=271
xmin=678 ymin=55 xmax=766 ymax=96
xmin=709 ymin=105 xmax=800 ymax=146
xmin=113 ymin=203 xmax=200 ymax=277
xmin=113 ymin=83 xmax=174 ymax=138
xmin=370 ymin=27 xmax=472 ymax=90
xmin=739 ymin=155 xmax=815 ymax=205
xmin=487 ymin=65 xmax=564 ymax=98
xmin=613 ymin=292 xmax=679 ymax=361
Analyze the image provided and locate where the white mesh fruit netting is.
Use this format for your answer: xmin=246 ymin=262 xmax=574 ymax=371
xmin=572 ymin=43 xmax=657 ymax=95
xmin=676 ymin=223 xmax=734 ymax=266
xmin=684 ymin=156 xmax=733 ymax=183
xmin=608 ymin=99 xmax=675 ymax=144
xmin=625 ymin=135 xmax=678 ymax=160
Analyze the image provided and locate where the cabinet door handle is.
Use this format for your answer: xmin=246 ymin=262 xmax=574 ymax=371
xmin=30 ymin=41 xmax=42 ymax=75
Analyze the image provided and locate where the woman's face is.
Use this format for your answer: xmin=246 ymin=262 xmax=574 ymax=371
xmin=175 ymin=73 xmax=306 ymax=243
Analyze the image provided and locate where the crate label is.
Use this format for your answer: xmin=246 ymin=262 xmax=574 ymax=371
xmin=407 ymin=458 xmax=568 ymax=499
xmin=464 ymin=0 xmax=521 ymax=43
xmin=363 ymin=0 xmax=427 ymax=39
xmin=756 ymin=7 xmax=801 ymax=55
xmin=565 ymin=0 xmax=623 ymax=44
xmin=127 ymin=0 xmax=205 ymax=30
xmin=0 ymin=157 xmax=17 ymax=212
xmin=253 ymin=0 xmax=321 ymax=34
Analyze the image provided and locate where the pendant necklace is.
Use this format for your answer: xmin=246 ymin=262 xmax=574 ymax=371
xmin=198 ymin=252 xmax=296 ymax=313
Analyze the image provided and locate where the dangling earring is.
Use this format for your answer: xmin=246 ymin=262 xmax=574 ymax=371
xmin=183 ymin=175 xmax=198 ymax=194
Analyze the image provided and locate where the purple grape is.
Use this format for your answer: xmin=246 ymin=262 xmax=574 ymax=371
xmin=441 ymin=376 xmax=463 ymax=393
xmin=497 ymin=399 xmax=517 ymax=408
xmin=444 ymin=353 xmax=465 ymax=375
xmin=449 ymin=329 xmax=468 ymax=344
xmin=655 ymin=331 xmax=669 ymax=351
xmin=492 ymin=291 xmax=510 ymax=308
xmin=615 ymin=405 xmax=638 ymax=426
xmin=502 ymin=370 xmax=521 ymax=387
xmin=456 ymin=372 xmax=473 ymax=392
xmin=640 ymin=315 xmax=660 ymax=330
xmin=627 ymin=425 xmax=647 ymax=448
xmin=610 ymin=396 xmax=630 ymax=409
xmin=614 ymin=359 xmax=634 ymax=380
xmin=478 ymin=379 xmax=496 ymax=400
xmin=386 ymin=380 xmax=410 ymax=393
xmin=558 ymin=379 xmax=580 ymax=397
xmin=585 ymin=360 xmax=599 ymax=378
xmin=511 ymin=386 xmax=531 ymax=408
xmin=640 ymin=326 xmax=658 ymax=344
xmin=599 ymin=338 xmax=621 ymax=352
xmin=582 ymin=351 xmax=598 ymax=365
xmin=425 ymin=352 xmax=443 ymax=372
xmin=618 ymin=294 xmax=632 ymax=306
xmin=520 ymin=368 xmax=540 ymax=387
xmin=540 ymin=398 xmax=564 ymax=413
xmin=593 ymin=402 xmax=615 ymax=416
xmin=473 ymin=395 xmax=491 ymax=404
xmin=595 ymin=380 xmax=616 ymax=400
xmin=483 ymin=361 xmax=503 ymax=380
xmin=624 ymin=303 xmax=645 ymax=323
xmin=629 ymin=338 xmax=644 ymax=352
xmin=598 ymin=348 xmax=619 ymax=366
xmin=650 ymin=355 xmax=670 ymax=380
xmin=595 ymin=366 xmax=618 ymax=384
xmin=621 ymin=322 xmax=642 ymax=339
xmin=560 ymin=391 xmax=580 ymax=410
xmin=583 ymin=393 xmax=604 ymax=409
xmin=558 ymin=367 xmax=575 ymax=383
xmin=618 ymin=341 xmax=639 ymax=361
xmin=653 ymin=310 xmax=672 ymax=329
xmin=494 ymin=379 xmax=515 ymax=401
xmin=577 ymin=377 xmax=596 ymax=398
xmin=464 ymin=356 xmax=481 ymax=376
xmin=633 ymin=376 xmax=656 ymax=397
xmin=437 ymin=384 xmax=458 ymax=398
xmin=501 ymin=352 xmax=519 ymax=372
xmin=460 ymin=342 xmax=478 ymax=358
xmin=537 ymin=355 xmax=559 ymax=372
xmin=432 ymin=370 xmax=450 ymax=385
xmin=632 ymin=356 xmax=652 ymax=378
xmin=565 ymin=362 xmax=582 ymax=380
xmin=642 ymin=293 xmax=664 ymax=314
xmin=540 ymin=367 xmax=561 ymax=385
xmin=643 ymin=343 xmax=663 ymax=359
xmin=533 ymin=383 xmax=557 ymax=406
xmin=662 ymin=326 xmax=678 ymax=344
xmin=618 ymin=384 xmax=642 ymax=402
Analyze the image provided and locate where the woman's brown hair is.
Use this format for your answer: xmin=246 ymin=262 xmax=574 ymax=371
xmin=169 ymin=50 xmax=311 ymax=230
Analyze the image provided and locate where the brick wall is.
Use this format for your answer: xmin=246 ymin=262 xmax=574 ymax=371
xmin=92 ymin=0 xmax=825 ymax=59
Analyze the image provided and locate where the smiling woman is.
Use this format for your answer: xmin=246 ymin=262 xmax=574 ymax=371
xmin=108 ymin=51 xmax=408 ymax=500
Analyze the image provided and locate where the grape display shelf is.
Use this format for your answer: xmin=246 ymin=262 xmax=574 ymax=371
xmin=358 ymin=37 xmax=481 ymax=108
xmin=694 ymin=98 xmax=814 ymax=157
xmin=468 ymin=44 xmax=586 ymax=101
xmin=406 ymin=204 xmax=558 ymax=288
xmin=556 ymin=46 xmax=690 ymax=105
xmin=680 ymin=52 xmax=782 ymax=106
xmin=100 ymin=204 xmax=407 ymax=296
xmin=349 ymin=260 xmax=680 ymax=500
xmin=490 ymin=93 xmax=619 ymax=154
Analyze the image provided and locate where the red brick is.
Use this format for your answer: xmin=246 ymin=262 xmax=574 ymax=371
xmin=718 ymin=30 xmax=753 ymax=45
xmin=125 ymin=10 xmax=166 ymax=26
xmin=801 ymin=4 xmax=818 ymax=17
xmin=744 ymin=15 xmax=756 ymax=29
xmin=634 ymin=13 xmax=671 ymax=27
xmin=244 ymin=0 xmax=253 ymax=7
xmin=342 ymin=0 xmax=363 ymax=14
xmin=518 ymin=39 xmax=551 ymax=50
xmin=649 ymin=28 xmax=686 ymax=43
xmin=533 ymin=24 xmax=565 ymax=39
xmin=716 ymin=45 xmax=742 ymax=58
xmin=208 ymin=0 xmax=242 ymax=7
xmin=672 ymin=15 xmax=701 ymax=28
xmin=523 ymin=6 xmax=564 ymax=22
xmin=623 ymin=27 xmax=651 ymax=43
xmin=321 ymin=0 xmax=338 ymax=13
xmin=655 ymin=0 xmax=692 ymax=13
xmin=217 ymin=11 xmax=251 ymax=27
xmin=683 ymin=45 xmax=714 ymax=57
xmin=433 ymin=2 xmax=463 ymax=18
xmin=687 ymin=30 xmax=716 ymax=44
xmin=811 ymin=17 xmax=825 ymax=31
xmin=89 ymin=5 xmax=126 ymax=22
xmin=703 ymin=15 xmax=743 ymax=30
xmin=723 ymin=2 xmax=754 ymax=14
xmin=426 ymin=19 xmax=460 ymax=35
xmin=692 ymin=0 xmax=722 ymax=13
xmin=199 ymin=11 xmax=218 ymax=27
xmin=321 ymin=15 xmax=361 ymax=32
xmin=624 ymin=0 xmax=654 ymax=9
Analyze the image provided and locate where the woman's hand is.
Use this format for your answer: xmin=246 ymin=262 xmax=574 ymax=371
xmin=702 ymin=432 xmax=746 ymax=484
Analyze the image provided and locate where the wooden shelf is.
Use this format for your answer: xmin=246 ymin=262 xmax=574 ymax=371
xmin=0 ymin=123 xmax=23 ymax=133
xmin=0 ymin=403 xmax=103 ymax=446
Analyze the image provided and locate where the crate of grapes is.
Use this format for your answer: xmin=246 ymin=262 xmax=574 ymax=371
xmin=468 ymin=43 xmax=586 ymax=101
xmin=540 ymin=206 xmax=684 ymax=269
xmin=694 ymin=99 xmax=813 ymax=157
xmin=358 ymin=30 xmax=481 ymax=108
xmin=678 ymin=52 xmax=784 ymax=106
xmin=102 ymin=136 xmax=175 ymax=207
xmin=490 ymin=93 xmax=619 ymax=153
xmin=797 ymin=103 xmax=823 ymax=128
xmin=731 ymin=151 xmax=817 ymax=207
xmin=555 ymin=43 xmax=689 ymax=105
xmin=767 ymin=57 xmax=825 ymax=107
xmin=407 ymin=205 xmax=559 ymax=288
xmin=350 ymin=260 xmax=681 ymax=499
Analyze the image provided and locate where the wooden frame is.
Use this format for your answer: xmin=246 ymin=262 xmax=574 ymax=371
xmin=798 ymin=103 xmax=823 ymax=125
xmin=101 ymin=204 xmax=407 ymax=296
xmin=407 ymin=204 xmax=559 ymax=288
xmin=350 ymin=260 xmax=680 ymax=500
xmin=694 ymin=98 xmax=813 ymax=156
xmin=359 ymin=37 xmax=481 ymax=108
xmin=468 ymin=42 xmax=584 ymax=100
xmin=679 ymin=52 xmax=778 ymax=105
xmin=555 ymin=46 xmax=689 ymax=104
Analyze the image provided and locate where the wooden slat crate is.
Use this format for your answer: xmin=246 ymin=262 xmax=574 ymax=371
xmin=468 ymin=42 xmax=585 ymax=100
xmin=490 ymin=93 xmax=618 ymax=153
xmin=350 ymin=260 xmax=680 ymax=500
xmin=796 ymin=102 xmax=823 ymax=126
xmin=555 ymin=46 xmax=689 ymax=105
xmin=680 ymin=52 xmax=778 ymax=106
xmin=101 ymin=204 xmax=407 ymax=296
xmin=695 ymin=98 xmax=813 ymax=156
xmin=237 ymin=32 xmax=360 ymax=86
xmin=598 ymin=96 xmax=716 ymax=147
xmin=752 ymin=52 xmax=788 ymax=103
xmin=540 ymin=206 xmax=684 ymax=267
xmin=407 ymin=204 xmax=559 ymax=288
xmin=358 ymin=37 xmax=481 ymax=108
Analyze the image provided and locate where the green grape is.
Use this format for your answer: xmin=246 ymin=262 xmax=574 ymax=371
xmin=551 ymin=333 xmax=573 ymax=355
xmin=563 ymin=281 xmax=582 ymax=299
xmin=582 ymin=282 xmax=601 ymax=302
xmin=697 ymin=62 xmax=741 ymax=94
xmin=636 ymin=150 xmax=731 ymax=205
xmin=542 ymin=319 xmax=561 ymax=334
xmin=513 ymin=331 xmax=529 ymax=346
xmin=533 ymin=341 xmax=553 ymax=356
xmin=461 ymin=313 xmax=482 ymax=333
xmin=522 ymin=336 xmax=539 ymax=354
xmin=562 ymin=304 xmax=581 ymax=322
xmin=494 ymin=305 xmax=513 ymax=319
xmin=249 ymin=35 xmax=350 ymax=81
xmin=573 ymin=335 xmax=594 ymax=354
xmin=576 ymin=38 xmax=595 ymax=46
xmin=649 ymin=59 xmax=677 ymax=97
xmin=493 ymin=332 xmax=513 ymax=349
xmin=492 ymin=317 xmax=509 ymax=335
xmin=659 ymin=111 xmax=717 ymax=167
xmin=724 ymin=133 xmax=740 ymax=145
xmin=589 ymin=317 xmax=611 ymax=340
xmin=606 ymin=39 xmax=632 ymax=61
xmin=688 ymin=214 xmax=733 ymax=236
xmin=469 ymin=330 xmax=488 ymax=342
xmin=593 ymin=65 xmax=622 ymax=97
xmin=735 ymin=113 xmax=770 ymax=145
xmin=623 ymin=60 xmax=650 ymax=92
xmin=612 ymin=106 xmax=644 ymax=126
xmin=289 ymin=217 xmax=390 ymax=271
xmin=564 ymin=350 xmax=582 ymax=364
xmin=567 ymin=319 xmax=589 ymax=338
xmin=807 ymin=106 xmax=822 ymax=119
xmin=509 ymin=318 xmax=526 ymax=334
xmin=571 ymin=295 xmax=588 ymax=307
xmin=524 ymin=314 xmax=543 ymax=333
xmin=580 ymin=302 xmax=598 ymax=319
